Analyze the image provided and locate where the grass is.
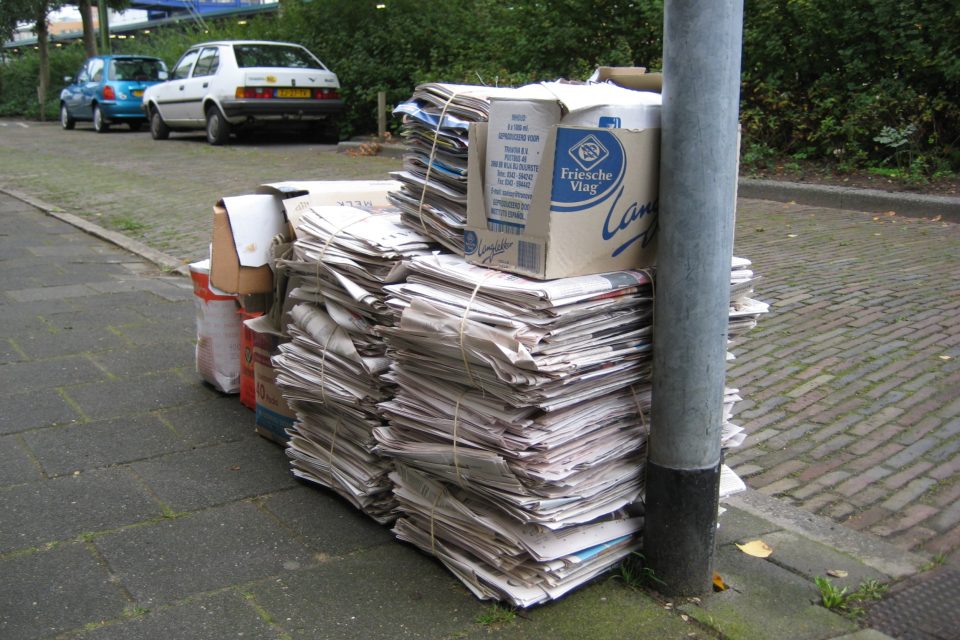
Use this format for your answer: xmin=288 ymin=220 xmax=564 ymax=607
xmin=815 ymin=576 xmax=889 ymax=618
xmin=475 ymin=603 xmax=517 ymax=626
xmin=109 ymin=215 xmax=147 ymax=233
xmin=611 ymin=552 xmax=667 ymax=591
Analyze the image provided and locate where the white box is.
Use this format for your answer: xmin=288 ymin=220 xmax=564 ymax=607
xmin=465 ymin=121 xmax=660 ymax=280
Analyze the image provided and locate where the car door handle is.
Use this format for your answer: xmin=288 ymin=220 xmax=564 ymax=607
xmin=179 ymin=85 xmax=185 ymax=91
xmin=203 ymin=83 xmax=208 ymax=88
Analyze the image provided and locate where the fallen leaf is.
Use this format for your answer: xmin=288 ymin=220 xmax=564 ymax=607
xmin=940 ymin=355 xmax=952 ymax=361
xmin=680 ymin=614 xmax=689 ymax=622
xmin=712 ymin=572 xmax=727 ymax=591
xmin=229 ymin=465 xmax=241 ymax=471
xmin=827 ymin=569 xmax=848 ymax=578
xmin=787 ymin=233 xmax=798 ymax=238
xmin=736 ymin=540 xmax=773 ymax=558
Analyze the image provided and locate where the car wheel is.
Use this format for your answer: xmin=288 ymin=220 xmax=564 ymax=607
xmin=205 ymin=106 xmax=230 ymax=146
xmin=128 ymin=121 xmax=143 ymax=132
xmin=60 ymin=104 xmax=75 ymax=130
xmin=150 ymin=107 xmax=170 ymax=140
xmin=93 ymin=105 xmax=109 ymax=133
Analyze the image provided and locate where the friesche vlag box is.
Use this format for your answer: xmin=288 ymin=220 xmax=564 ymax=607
xmin=464 ymin=121 xmax=660 ymax=280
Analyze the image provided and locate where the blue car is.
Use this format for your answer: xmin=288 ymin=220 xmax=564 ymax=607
xmin=60 ymin=55 xmax=168 ymax=132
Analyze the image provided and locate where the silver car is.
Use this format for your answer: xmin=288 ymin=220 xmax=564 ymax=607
xmin=142 ymin=40 xmax=343 ymax=145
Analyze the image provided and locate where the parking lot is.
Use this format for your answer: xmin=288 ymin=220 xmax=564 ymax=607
xmin=2 ymin=115 xmax=959 ymax=567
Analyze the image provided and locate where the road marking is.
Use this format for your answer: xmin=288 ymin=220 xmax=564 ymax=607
xmin=0 ymin=122 xmax=30 ymax=128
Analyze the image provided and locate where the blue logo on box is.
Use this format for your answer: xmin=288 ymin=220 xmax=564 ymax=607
xmin=463 ymin=230 xmax=478 ymax=255
xmin=551 ymin=128 xmax=625 ymax=213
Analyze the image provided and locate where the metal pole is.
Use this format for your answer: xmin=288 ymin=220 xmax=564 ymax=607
xmin=643 ymin=0 xmax=744 ymax=596
xmin=97 ymin=2 xmax=109 ymax=53
xmin=377 ymin=91 xmax=387 ymax=140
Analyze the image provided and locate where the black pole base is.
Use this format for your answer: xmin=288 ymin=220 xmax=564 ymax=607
xmin=642 ymin=460 xmax=721 ymax=596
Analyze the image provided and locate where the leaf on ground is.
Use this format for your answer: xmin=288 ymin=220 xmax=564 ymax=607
xmin=827 ymin=569 xmax=848 ymax=578
xmin=736 ymin=540 xmax=773 ymax=558
xmin=713 ymin=572 xmax=727 ymax=591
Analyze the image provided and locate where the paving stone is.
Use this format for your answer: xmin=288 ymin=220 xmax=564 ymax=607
xmin=0 ymin=434 xmax=43 ymax=486
xmin=94 ymin=502 xmax=314 ymax=607
xmin=682 ymin=543 xmax=857 ymax=640
xmin=0 ymin=388 xmax=81 ymax=435
xmin=247 ymin=543 xmax=484 ymax=640
xmin=0 ymin=543 xmax=127 ymax=639
xmin=21 ymin=414 xmax=188 ymax=477
xmin=0 ymin=467 xmax=161 ymax=553
xmin=157 ymin=396 xmax=260 ymax=446
xmin=88 ymin=340 xmax=196 ymax=378
xmin=63 ymin=371 xmax=214 ymax=422
xmin=0 ymin=355 xmax=106 ymax=396
xmin=130 ymin=438 xmax=297 ymax=512
xmin=15 ymin=325 xmax=125 ymax=359
xmin=258 ymin=485 xmax=394 ymax=555
xmin=65 ymin=590 xmax=279 ymax=640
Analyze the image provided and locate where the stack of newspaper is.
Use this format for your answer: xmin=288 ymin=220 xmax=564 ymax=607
xmin=372 ymin=254 xmax=652 ymax=604
xmin=370 ymin=253 xmax=767 ymax=604
xmin=272 ymin=206 xmax=434 ymax=523
xmin=390 ymin=83 xmax=518 ymax=254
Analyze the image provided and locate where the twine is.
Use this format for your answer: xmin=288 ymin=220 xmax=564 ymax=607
xmin=416 ymin=91 xmax=460 ymax=234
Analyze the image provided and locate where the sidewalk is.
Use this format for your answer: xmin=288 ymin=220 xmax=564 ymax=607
xmin=0 ymin=189 xmax=946 ymax=640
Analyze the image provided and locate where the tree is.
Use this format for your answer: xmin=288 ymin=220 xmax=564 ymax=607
xmin=0 ymin=0 xmax=65 ymax=120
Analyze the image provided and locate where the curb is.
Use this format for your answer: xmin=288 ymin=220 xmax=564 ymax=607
xmin=739 ymin=178 xmax=960 ymax=222
xmin=1 ymin=187 xmax=190 ymax=276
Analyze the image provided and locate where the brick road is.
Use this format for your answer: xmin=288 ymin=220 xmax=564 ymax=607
xmin=2 ymin=117 xmax=959 ymax=566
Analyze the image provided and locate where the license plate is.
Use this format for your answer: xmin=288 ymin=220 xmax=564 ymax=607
xmin=276 ymin=88 xmax=311 ymax=98
xmin=132 ymin=89 xmax=144 ymax=97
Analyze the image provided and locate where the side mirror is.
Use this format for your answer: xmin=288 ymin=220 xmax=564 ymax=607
xmin=64 ymin=76 xmax=73 ymax=83
xmin=158 ymin=70 xmax=168 ymax=80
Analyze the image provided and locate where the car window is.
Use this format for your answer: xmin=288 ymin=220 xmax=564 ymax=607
xmin=232 ymin=44 xmax=325 ymax=70
xmin=77 ymin=66 xmax=89 ymax=83
xmin=88 ymin=59 xmax=104 ymax=83
xmin=112 ymin=58 xmax=167 ymax=81
xmin=172 ymin=49 xmax=200 ymax=80
xmin=192 ymin=47 xmax=220 ymax=77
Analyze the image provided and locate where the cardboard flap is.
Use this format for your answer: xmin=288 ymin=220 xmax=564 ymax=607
xmin=219 ymin=195 xmax=286 ymax=268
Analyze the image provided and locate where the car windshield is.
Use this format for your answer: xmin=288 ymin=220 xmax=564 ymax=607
xmin=111 ymin=58 xmax=166 ymax=81
xmin=232 ymin=44 xmax=324 ymax=70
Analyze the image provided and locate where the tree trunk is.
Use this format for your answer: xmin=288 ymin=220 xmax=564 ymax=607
xmin=36 ymin=5 xmax=49 ymax=122
xmin=79 ymin=0 xmax=97 ymax=57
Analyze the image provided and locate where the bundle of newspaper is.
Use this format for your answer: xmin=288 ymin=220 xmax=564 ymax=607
xmin=724 ymin=256 xmax=770 ymax=450
xmin=272 ymin=206 xmax=435 ymax=524
xmin=390 ymin=83 xmax=518 ymax=254
xmin=372 ymin=254 xmax=765 ymax=605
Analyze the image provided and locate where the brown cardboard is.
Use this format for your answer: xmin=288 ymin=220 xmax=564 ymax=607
xmin=594 ymin=67 xmax=663 ymax=93
xmin=210 ymin=199 xmax=279 ymax=295
xmin=464 ymin=122 xmax=660 ymax=280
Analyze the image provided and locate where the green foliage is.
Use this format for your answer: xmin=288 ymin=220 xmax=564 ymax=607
xmin=613 ymin=551 xmax=665 ymax=590
xmin=474 ymin=603 xmax=516 ymax=626
xmin=742 ymin=0 xmax=960 ymax=173
xmin=815 ymin=576 xmax=889 ymax=619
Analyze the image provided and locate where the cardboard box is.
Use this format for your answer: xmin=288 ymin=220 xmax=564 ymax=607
xmin=211 ymin=194 xmax=287 ymax=295
xmin=189 ymin=259 xmax=242 ymax=393
xmin=464 ymin=121 xmax=660 ymax=279
xmin=244 ymin=315 xmax=295 ymax=444
xmin=238 ymin=308 xmax=262 ymax=410
xmin=211 ymin=181 xmax=402 ymax=295
xmin=592 ymin=67 xmax=663 ymax=93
